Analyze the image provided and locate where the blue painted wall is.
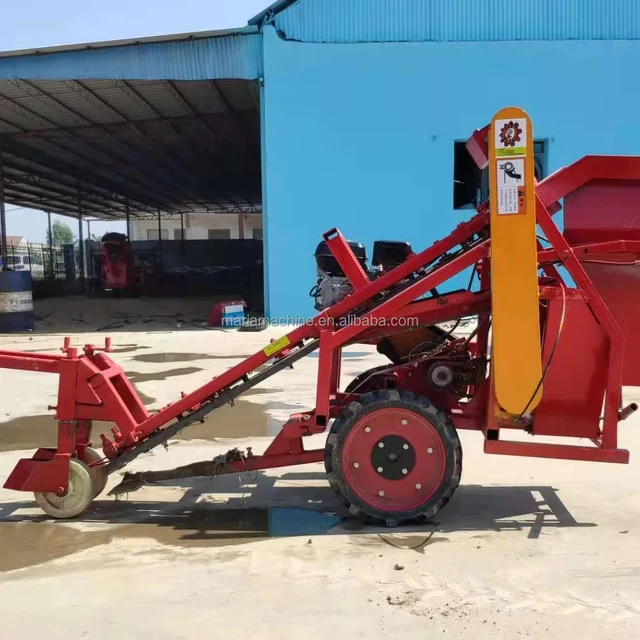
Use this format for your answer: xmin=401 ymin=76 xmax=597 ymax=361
xmin=262 ymin=26 xmax=640 ymax=317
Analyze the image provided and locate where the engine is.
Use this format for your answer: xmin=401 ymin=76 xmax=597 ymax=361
xmin=310 ymin=240 xmax=366 ymax=311
xmin=311 ymin=239 xmax=412 ymax=311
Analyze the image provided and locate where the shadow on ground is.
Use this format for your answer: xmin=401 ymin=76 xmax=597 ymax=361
xmin=0 ymin=471 xmax=594 ymax=571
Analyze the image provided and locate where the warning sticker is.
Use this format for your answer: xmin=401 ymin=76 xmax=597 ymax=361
xmin=263 ymin=335 xmax=291 ymax=357
xmin=496 ymin=159 xmax=525 ymax=215
xmin=494 ymin=118 xmax=527 ymax=157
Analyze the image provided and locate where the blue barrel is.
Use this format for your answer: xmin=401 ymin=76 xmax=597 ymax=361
xmin=0 ymin=271 xmax=35 ymax=332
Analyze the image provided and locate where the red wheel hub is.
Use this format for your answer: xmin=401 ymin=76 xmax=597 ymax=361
xmin=341 ymin=407 xmax=446 ymax=512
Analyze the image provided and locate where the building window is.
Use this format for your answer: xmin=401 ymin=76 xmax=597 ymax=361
xmin=453 ymin=142 xmax=483 ymax=210
xmin=252 ymin=228 xmax=263 ymax=240
xmin=208 ymin=229 xmax=231 ymax=240
xmin=174 ymin=228 xmax=184 ymax=240
xmin=147 ymin=229 xmax=169 ymax=240
xmin=453 ymin=140 xmax=548 ymax=210
xmin=533 ymin=141 xmax=548 ymax=183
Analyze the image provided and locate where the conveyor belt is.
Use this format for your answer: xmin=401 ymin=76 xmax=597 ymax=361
xmin=106 ymin=339 xmax=320 ymax=474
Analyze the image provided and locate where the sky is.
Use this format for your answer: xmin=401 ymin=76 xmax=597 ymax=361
xmin=2 ymin=0 xmax=269 ymax=243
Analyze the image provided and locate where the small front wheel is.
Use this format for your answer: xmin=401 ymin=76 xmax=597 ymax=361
xmin=34 ymin=459 xmax=94 ymax=519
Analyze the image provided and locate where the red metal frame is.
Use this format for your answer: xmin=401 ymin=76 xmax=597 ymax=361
xmin=3 ymin=147 xmax=640 ymax=500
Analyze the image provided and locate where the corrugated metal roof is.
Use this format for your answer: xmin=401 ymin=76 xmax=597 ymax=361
xmin=0 ymin=78 xmax=262 ymax=218
xmin=249 ymin=0 xmax=299 ymax=26
xmin=266 ymin=0 xmax=640 ymax=42
xmin=0 ymin=31 xmax=263 ymax=80
xmin=0 ymin=26 xmax=258 ymax=59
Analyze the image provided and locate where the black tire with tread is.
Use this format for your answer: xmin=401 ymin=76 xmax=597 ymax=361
xmin=324 ymin=389 xmax=462 ymax=526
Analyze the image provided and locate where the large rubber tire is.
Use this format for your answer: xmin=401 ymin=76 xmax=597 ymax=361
xmin=34 ymin=459 xmax=94 ymax=519
xmin=83 ymin=447 xmax=108 ymax=498
xmin=325 ymin=390 xmax=462 ymax=526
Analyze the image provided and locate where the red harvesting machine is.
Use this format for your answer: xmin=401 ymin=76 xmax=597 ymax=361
xmin=99 ymin=232 xmax=152 ymax=293
xmin=1 ymin=107 xmax=639 ymax=525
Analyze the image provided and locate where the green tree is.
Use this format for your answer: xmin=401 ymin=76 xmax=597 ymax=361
xmin=47 ymin=220 xmax=75 ymax=246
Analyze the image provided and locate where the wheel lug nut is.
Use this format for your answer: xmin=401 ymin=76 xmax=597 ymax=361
xmin=378 ymin=490 xmax=385 ymax=497
xmin=402 ymin=468 xmax=408 ymax=475
xmin=427 ymin=447 xmax=434 ymax=454
xmin=415 ymin=483 xmax=422 ymax=490
xmin=365 ymin=426 xmax=371 ymax=433
xmin=353 ymin=462 xmax=360 ymax=468
xmin=378 ymin=442 xmax=384 ymax=448
xmin=403 ymin=444 xmax=409 ymax=450
xmin=401 ymin=419 xmax=408 ymax=426
xmin=377 ymin=466 xmax=383 ymax=473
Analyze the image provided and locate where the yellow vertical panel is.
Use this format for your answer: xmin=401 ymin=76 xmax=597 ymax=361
xmin=489 ymin=107 xmax=543 ymax=415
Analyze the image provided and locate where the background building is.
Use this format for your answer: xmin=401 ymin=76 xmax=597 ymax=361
xmin=1 ymin=0 xmax=639 ymax=316
xmin=132 ymin=212 xmax=263 ymax=241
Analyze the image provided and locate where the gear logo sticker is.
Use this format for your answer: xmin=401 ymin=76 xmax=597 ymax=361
xmin=494 ymin=118 xmax=527 ymax=157
xmin=499 ymin=121 xmax=522 ymax=147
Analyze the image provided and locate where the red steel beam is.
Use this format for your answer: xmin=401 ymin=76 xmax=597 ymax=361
xmin=485 ymin=439 xmax=629 ymax=464
xmin=0 ymin=353 xmax=63 ymax=374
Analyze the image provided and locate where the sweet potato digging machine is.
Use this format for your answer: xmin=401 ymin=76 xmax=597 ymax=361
xmin=3 ymin=107 xmax=640 ymax=523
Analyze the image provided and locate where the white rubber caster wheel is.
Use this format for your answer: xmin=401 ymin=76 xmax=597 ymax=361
xmin=83 ymin=446 xmax=108 ymax=498
xmin=34 ymin=458 xmax=94 ymax=519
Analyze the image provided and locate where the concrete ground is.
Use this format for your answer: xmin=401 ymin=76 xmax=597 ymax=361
xmin=0 ymin=303 xmax=639 ymax=639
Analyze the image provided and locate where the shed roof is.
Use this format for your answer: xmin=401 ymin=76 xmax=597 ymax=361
xmin=249 ymin=0 xmax=299 ymax=26
xmin=0 ymin=78 xmax=261 ymax=219
xmin=250 ymin=0 xmax=640 ymax=43
xmin=0 ymin=27 xmax=263 ymax=221
xmin=0 ymin=26 xmax=259 ymax=60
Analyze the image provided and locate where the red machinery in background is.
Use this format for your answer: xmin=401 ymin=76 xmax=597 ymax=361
xmin=100 ymin=232 xmax=148 ymax=293
xmin=100 ymin=233 xmax=135 ymax=292
xmin=1 ymin=108 xmax=639 ymax=524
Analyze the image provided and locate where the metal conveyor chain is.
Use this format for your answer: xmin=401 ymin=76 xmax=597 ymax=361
xmin=105 ymin=339 xmax=320 ymax=474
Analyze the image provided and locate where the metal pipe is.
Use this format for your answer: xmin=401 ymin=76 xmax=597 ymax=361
xmin=180 ymin=212 xmax=185 ymax=262
xmin=0 ymin=153 xmax=7 ymax=271
xmin=619 ymin=403 xmax=638 ymax=421
xmin=157 ymin=208 xmax=163 ymax=271
xmin=125 ymin=199 xmax=131 ymax=239
xmin=238 ymin=212 xmax=244 ymax=239
xmin=87 ymin=219 xmax=92 ymax=278
xmin=77 ymin=191 xmax=85 ymax=283
xmin=47 ymin=211 xmax=54 ymax=279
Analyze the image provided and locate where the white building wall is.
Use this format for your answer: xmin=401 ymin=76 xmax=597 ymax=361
xmin=131 ymin=213 xmax=263 ymax=241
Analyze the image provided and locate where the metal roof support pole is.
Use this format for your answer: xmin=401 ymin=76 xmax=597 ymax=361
xmin=87 ymin=219 xmax=93 ymax=279
xmin=157 ymin=208 xmax=163 ymax=272
xmin=125 ymin=200 xmax=131 ymax=240
xmin=180 ymin=212 xmax=185 ymax=263
xmin=0 ymin=153 xmax=7 ymax=271
xmin=77 ymin=190 xmax=85 ymax=285
xmin=238 ymin=213 xmax=245 ymax=239
xmin=47 ymin=211 xmax=54 ymax=280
